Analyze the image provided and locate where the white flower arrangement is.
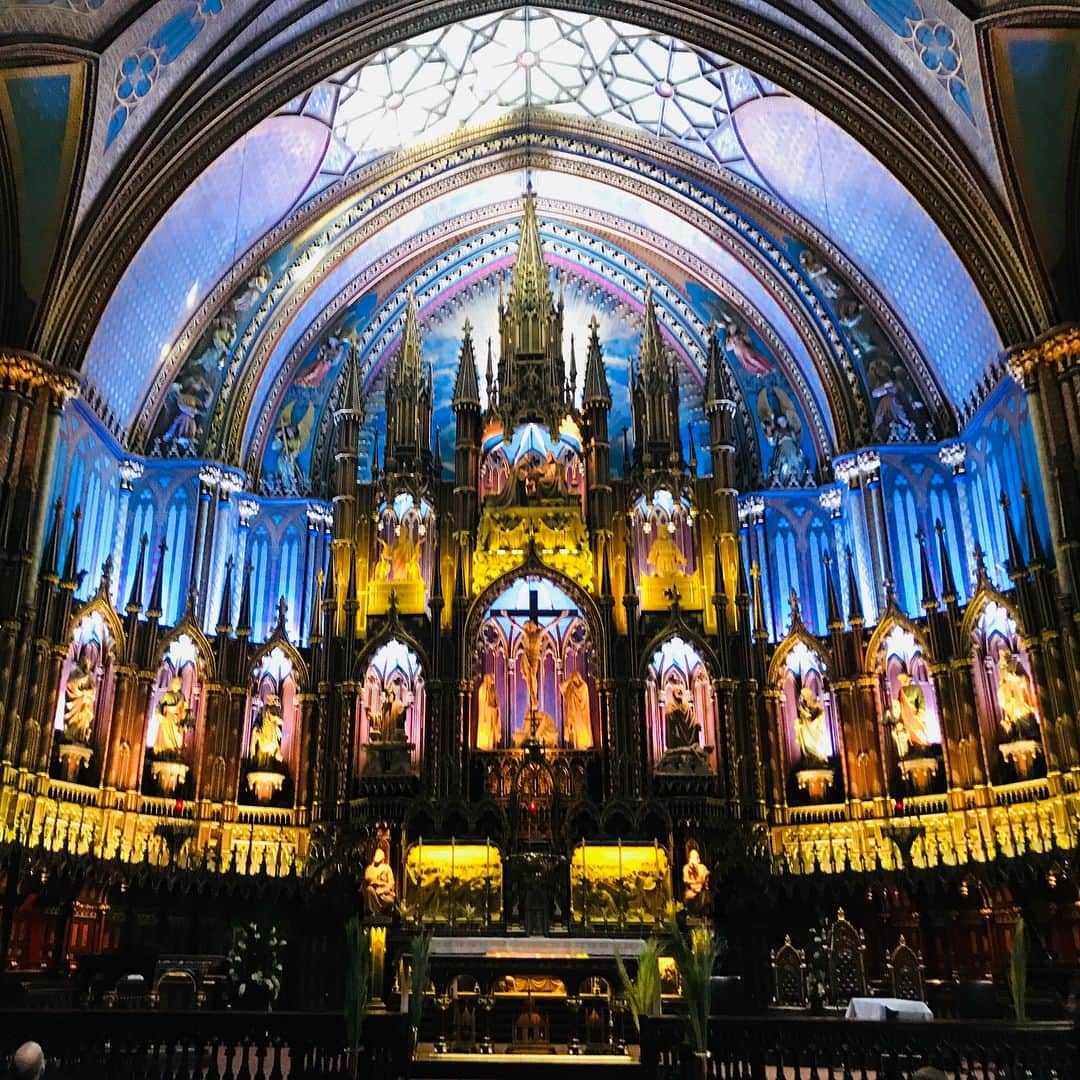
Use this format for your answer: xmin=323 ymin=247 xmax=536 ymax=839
xmin=227 ymin=921 xmax=287 ymax=1004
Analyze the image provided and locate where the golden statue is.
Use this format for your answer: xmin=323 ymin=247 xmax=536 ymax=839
xmin=363 ymin=847 xmax=396 ymax=915
xmin=665 ymin=683 xmax=700 ymax=749
xmin=152 ymin=676 xmax=192 ymax=756
xmin=62 ymin=660 xmax=96 ymax=745
xmin=795 ymin=686 xmax=831 ymax=765
xmin=560 ymin=670 xmax=593 ymax=749
xmin=250 ymin=692 xmax=285 ymax=764
xmin=476 ymin=672 xmax=501 ymax=750
xmin=372 ymin=545 xmax=391 ymax=583
xmin=646 ymin=530 xmax=687 ymax=579
xmin=997 ymin=648 xmax=1040 ymax=740
xmin=890 ymin=672 xmax=931 ymax=758
xmin=380 ymin=532 xmax=423 ymax=583
xmin=682 ymin=848 xmax=710 ymax=916
xmin=513 ymin=710 xmax=558 ymax=747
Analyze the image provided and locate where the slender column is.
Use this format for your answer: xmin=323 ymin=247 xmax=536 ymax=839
xmin=189 ymin=466 xmax=218 ymax=616
xmin=234 ymin=500 xmax=258 ymax=618
xmin=111 ymin=461 xmax=144 ymax=608
xmin=938 ymin=444 xmax=973 ymax=598
xmin=835 ymin=458 xmax=876 ymax=623
xmin=855 ymin=451 xmax=892 ymax=611
xmin=819 ymin=486 xmax=846 ymax=613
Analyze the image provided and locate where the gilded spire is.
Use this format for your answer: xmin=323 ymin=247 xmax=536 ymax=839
xmin=637 ymin=284 xmax=665 ymax=379
xmin=509 ymin=189 xmax=554 ymax=315
xmin=399 ymin=285 xmax=423 ymax=384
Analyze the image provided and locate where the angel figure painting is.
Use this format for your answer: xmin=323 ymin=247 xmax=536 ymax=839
xmin=268 ymin=398 xmax=315 ymax=496
xmin=757 ymin=386 xmax=810 ymax=487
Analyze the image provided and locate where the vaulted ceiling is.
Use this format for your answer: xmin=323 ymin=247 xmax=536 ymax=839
xmin=2 ymin=1 xmax=1075 ymax=492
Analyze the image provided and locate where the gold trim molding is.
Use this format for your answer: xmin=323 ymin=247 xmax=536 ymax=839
xmin=0 ymin=350 xmax=80 ymax=400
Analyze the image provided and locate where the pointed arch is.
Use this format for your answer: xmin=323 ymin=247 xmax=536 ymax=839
xmin=768 ymin=628 xmax=833 ymax=688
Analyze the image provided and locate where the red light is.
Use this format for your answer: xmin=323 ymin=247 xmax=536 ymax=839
xmin=895 ymin=799 xmax=904 ymax=814
xmin=529 ymin=801 xmax=537 ymax=815
xmin=174 ymin=799 xmax=185 ymax=814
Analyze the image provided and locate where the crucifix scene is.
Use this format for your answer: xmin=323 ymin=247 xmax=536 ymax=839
xmin=3 ymin=11 xmax=1078 ymax=1070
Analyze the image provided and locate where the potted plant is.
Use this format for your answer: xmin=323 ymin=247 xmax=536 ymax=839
xmin=226 ymin=922 xmax=286 ymax=1010
xmin=667 ymin=918 xmax=720 ymax=1079
xmin=615 ymin=939 xmax=662 ymax=1034
xmin=406 ymin=930 xmax=433 ymax=1057
xmin=1008 ymin=917 xmax=1028 ymax=1022
xmin=344 ymin=916 xmax=372 ymax=1079
xmin=805 ymin=921 xmax=829 ymax=1013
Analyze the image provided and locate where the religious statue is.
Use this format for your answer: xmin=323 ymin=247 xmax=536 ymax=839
xmin=560 ymin=670 xmax=593 ymax=750
xmin=379 ymin=686 xmax=410 ymax=742
xmin=526 ymin=452 xmax=568 ymax=501
xmin=890 ymin=672 xmax=931 ymax=758
xmin=665 ymin=683 xmax=700 ymax=749
xmin=379 ymin=531 xmax=423 ymax=583
xmin=757 ymin=386 xmax=810 ymax=488
xmin=363 ymin=847 xmax=396 ymax=916
xmin=795 ymin=686 xmax=831 ymax=765
xmin=152 ymin=677 xmax=193 ymax=757
xmin=62 ymin=660 xmax=96 ymax=745
xmin=513 ymin=709 xmax=558 ymax=748
xmin=250 ymin=692 xmax=285 ymax=765
xmin=646 ymin=530 xmax=687 ymax=579
xmin=997 ymin=648 xmax=1040 ymax=741
xmin=518 ymin=619 xmax=545 ymax=715
xmin=476 ymin=672 xmax=501 ymax=750
xmin=682 ymin=848 xmax=711 ymax=917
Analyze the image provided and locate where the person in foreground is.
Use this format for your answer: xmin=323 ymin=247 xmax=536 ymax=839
xmin=11 ymin=1042 xmax=44 ymax=1080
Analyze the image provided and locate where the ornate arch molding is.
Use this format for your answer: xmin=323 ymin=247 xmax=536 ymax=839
xmin=208 ymin=128 xmax=867 ymax=465
xmin=142 ymin=115 xmax=940 ymax=457
xmin=40 ymin=0 xmax=1046 ymax=381
xmin=462 ymin=555 xmax=608 ymax=683
xmin=241 ymin=201 xmax=822 ymax=491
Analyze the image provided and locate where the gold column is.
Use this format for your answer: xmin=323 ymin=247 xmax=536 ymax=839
xmin=1007 ymin=325 xmax=1080 ymax=599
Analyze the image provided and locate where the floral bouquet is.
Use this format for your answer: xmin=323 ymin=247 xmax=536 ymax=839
xmin=227 ymin=922 xmax=286 ymax=1007
xmin=805 ymin=921 xmax=830 ymax=1007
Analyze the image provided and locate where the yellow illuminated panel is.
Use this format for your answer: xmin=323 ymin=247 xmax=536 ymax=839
xmin=403 ymin=841 xmax=503 ymax=923
xmin=570 ymin=842 xmax=672 ymax=928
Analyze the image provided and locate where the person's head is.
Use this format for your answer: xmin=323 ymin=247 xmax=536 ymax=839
xmin=688 ymin=849 xmax=700 ymax=865
xmin=12 ymin=1042 xmax=44 ymax=1080
xmin=911 ymin=1069 xmax=947 ymax=1080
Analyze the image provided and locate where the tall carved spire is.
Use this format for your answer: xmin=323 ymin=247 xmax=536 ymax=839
xmin=824 ymin=550 xmax=843 ymax=631
xmin=61 ymin=505 xmax=83 ymax=588
xmin=582 ymin=315 xmax=610 ymax=406
xmin=383 ymin=285 xmax=434 ymax=484
xmin=490 ymin=190 xmax=568 ymax=434
xmin=452 ymin=319 xmax=481 ymax=409
xmin=509 ymin=188 xmax=554 ymax=319
xmin=934 ymin=520 xmax=957 ymax=605
xmin=845 ymin=546 xmax=864 ymax=626
xmin=215 ymin=556 xmax=234 ymax=634
xmin=126 ymin=533 xmax=149 ymax=614
xmin=917 ymin=527 xmax=939 ymax=610
xmin=703 ymin=322 xmax=725 ymax=413
xmin=629 ymin=284 xmax=682 ymax=478
xmin=147 ymin=538 xmax=167 ymax=620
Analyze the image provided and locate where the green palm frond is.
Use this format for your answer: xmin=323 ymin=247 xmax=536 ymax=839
xmin=344 ymin=915 xmax=371 ymax=1050
xmin=667 ymin=917 xmax=720 ymax=1054
xmin=615 ymin=939 xmax=661 ymax=1034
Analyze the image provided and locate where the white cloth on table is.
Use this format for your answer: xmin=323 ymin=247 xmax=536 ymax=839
xmin=845 ymin=997 xmax=933 ymax=1022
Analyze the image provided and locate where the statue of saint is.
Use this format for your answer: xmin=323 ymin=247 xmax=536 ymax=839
xmin=62 ymin=660 xmax=96 ymax=745
xmin=560 ymin=670 xmax=593 ymax=750
xmin=373 ymin=541 xmax=392 ymax=583
xmin=379 ymin=686 xmax=409 ymax=742
xmin=250 ymin=692 xmax=285 ymax=765
xmin=795 ymin=686 xmax=831 ymax=765
xmin=152 ymin=676 xmax=192 ymax=756
xmin=665 ymin=683 xmax=700 ymax=749
xmin=527 ymin=452 xmax=568 ymax=501
xmin=997 ymin=648 xmax=1040 ymax=740
xmin=380 ymin=532 xmax=422 ymax=583
xmin=476 ymin=673 xmax=501 ymax=750
xmin=682 ymin=848 xmax=711 ymax=916
xmin=363 ymin=847 xmax=396 ymax=916
xmin=647 ymin=531 xmax=687 ymax=579
xmin=890 ymin=672 xmax=931 ymax=758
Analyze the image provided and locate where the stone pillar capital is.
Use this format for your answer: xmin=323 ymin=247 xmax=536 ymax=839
xmin=1007 ymin=324 xmax=1080 ymax=386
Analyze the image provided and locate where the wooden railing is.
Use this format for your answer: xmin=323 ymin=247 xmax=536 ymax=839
xmin=640 ymin=1014 xmax=1077 ymax=1080
xmin=0 ymin=1009 xmax=408 ymax=1080
xmin=4 ymin=1008 xmax=1075 ymax=1078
